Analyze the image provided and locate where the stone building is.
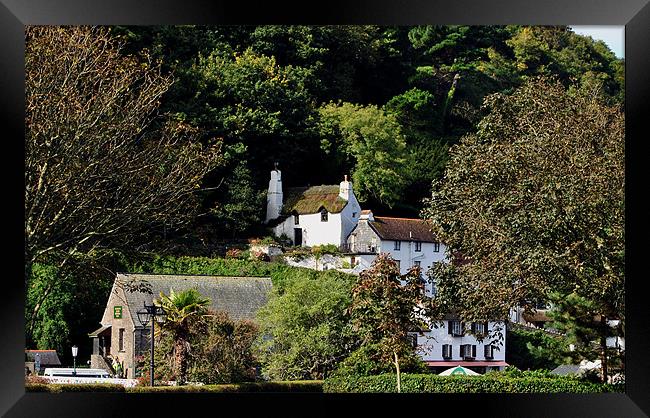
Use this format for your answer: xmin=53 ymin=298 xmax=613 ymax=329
xmin=89 ymin=273 xmax=272 ymax=378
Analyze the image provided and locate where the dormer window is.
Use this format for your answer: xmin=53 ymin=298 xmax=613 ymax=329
xmin=321 ymin=209 xmax=328 ymax=222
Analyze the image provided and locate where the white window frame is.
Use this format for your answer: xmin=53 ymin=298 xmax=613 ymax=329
xmin=433 ymin=242 xmax=440 ymax=252
xmin=450 ymin=320 xmax=463 ymax=336
xmin=415 ymin=242 xmax=422 ymax=252
xmin=394 ymin=240 xmax=401 ymax=250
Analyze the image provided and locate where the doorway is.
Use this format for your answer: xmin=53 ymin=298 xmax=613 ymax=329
xmin=294 ymin=228 xmax=302 ymax=246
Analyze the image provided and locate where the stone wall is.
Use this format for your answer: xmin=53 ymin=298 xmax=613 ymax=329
xmin=347 ymin=220 xmax=380 ymax=253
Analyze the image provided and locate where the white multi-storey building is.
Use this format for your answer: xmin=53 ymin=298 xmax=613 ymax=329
xmin=413 ymin=319 xmax=508 ymax=373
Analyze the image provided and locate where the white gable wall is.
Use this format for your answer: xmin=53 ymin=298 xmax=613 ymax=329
xmin=339 ymin=193 xmax=361 ymax=245
xmin=275 ymin=212 xmax=345 ymax=247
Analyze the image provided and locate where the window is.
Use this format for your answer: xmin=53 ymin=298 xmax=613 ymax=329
xmin=395 ymin=260 xmax=401 ymax=270
xmin=321 ymin=209 xmax=328 ymax=222
xmin=448 ymin=320 xmax=463 ymax=336
xmin=461 ymin=344 xmax=476 ymax=359
xmin=118 ymin=328 xmax=125 ymax=352
xmin=294 ymin=214 xmax=299 ymax=225
xmin=414 ymin=260 xmax=421 ymax=268
xmin=433 ymin=242 xmax=440 ymax=252
xmin=484 ymin=345 xmax=494 ymax=359
xmin=394 ymin=240 xmax=401 ymax=250
xmin=415 ymin=242 xmax=422 ymax=252
xmin=442 ymin=344 xmax=452 ymax=359
xmin=472 ymin=322 xmax=487 ymax=336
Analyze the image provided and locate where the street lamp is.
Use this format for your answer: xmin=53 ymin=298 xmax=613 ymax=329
xmin=71 ymin=345 xmax=78 ymax=376
xmin=136 ymin=302 xmax=167 ymax=386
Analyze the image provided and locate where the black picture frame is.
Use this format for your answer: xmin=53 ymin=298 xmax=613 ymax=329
xmin=2 ymin=0 xmax=649 ymax=416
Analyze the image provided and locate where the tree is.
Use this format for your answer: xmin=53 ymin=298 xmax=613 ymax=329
xmin=348 ymin=253 xmax=428 ymax=392
xmin=506 ymin=325 xmax=570 ymax=371
xmin=25 ymin=26 xmax=223 ymax=282
xmin=154 ymin=288 xmax=211 ymax=384
xmin=318 ymin=102 xmax=407 ymax=208
xmin=545 ymin=292 xmax=624 ymax=382
xmin=255 ymin=270 xmax=356 ymax=380
xmin=142 ymin=309 xmax=259 ymax=384
xmin=422 ymin=78 xmax=624 ymax=360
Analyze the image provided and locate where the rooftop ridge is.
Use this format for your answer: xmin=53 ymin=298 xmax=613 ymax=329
xmin=373 ymin=216 xmax=429 ymax=221
xmin=118 ymin=272 xmax=271 ymax=278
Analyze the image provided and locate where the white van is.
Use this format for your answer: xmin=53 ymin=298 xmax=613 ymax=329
xmin=43 ymin=368 xmax=111 ymax=378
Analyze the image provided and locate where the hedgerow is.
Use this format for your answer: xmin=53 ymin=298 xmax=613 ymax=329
xmin=127 ymin=254 xmax=353 ymax=290
xmin=323 ymin=373 xmax=623 ymax=393
xmin=25 ymin=383 xmax=126 ymax=392
xmin=26 ymin=381 xmax=323 ymax=393
xmin=127 ymin=381 xmax=323 ymax=393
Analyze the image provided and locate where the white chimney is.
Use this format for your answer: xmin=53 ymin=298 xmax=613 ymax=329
xmin=339 ymin=174 xmax=352 ymax=201
xmin=359 ymin=210 xmax=374 ymax=222
xmin=265 ymin=164 xmax=283 ymax=223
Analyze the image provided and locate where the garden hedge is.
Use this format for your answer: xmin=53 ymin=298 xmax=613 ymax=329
xmin=26 ymin=381 xmax=322 ymax=393
xmin=129 ymin=255 xmax=353 ymax=290
xmin=323 ymin=373 xmax=623 ymax=393
xmin=127 ymin=381 xmax=323 ymax=393
xmin=26 ymin=383 xmax=126 ymax=393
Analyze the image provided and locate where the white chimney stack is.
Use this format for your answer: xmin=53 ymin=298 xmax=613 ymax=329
xmin=360 ymin=209 xmax=374 ymax=222
xmin=265 ymin=163 xmax=283 ymax=223
xmin=339 ymin=174 xmax=352 ymax=201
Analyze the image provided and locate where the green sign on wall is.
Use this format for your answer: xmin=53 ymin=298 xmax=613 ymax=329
xmin=114 ymin=306 xmax=123 ymax=319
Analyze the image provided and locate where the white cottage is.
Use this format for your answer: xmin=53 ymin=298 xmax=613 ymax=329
xmin=265 ymin=167 xmax=361 ymax=248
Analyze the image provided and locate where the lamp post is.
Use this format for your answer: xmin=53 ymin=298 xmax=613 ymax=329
xmin=136 ymin=302 xmax=167 ymax=386
xmin=71 ymin=345 xmax=78 ymax=376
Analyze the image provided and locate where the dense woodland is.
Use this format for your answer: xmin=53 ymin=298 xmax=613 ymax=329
xmin=25 ymin=25 xmax=624 ymax=373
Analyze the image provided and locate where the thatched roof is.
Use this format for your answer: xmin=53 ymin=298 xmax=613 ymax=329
xmin=282 ymin=185 xmax=348 ymax=215
xmin=116 ymin=273 xmax=272 ymax=326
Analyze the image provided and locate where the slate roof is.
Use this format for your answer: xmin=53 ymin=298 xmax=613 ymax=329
xmin=551 ymin=364 xmax=582 ymax=376
xmin=522 ymin=310 xmax=552 ymax=323
xmin=25 ymin=350 xmax=61 ymax=366
xmin=116 ymin=273 xmax=272 ymax=326
xmin=282 ymin=185 xmax=348 ymax=215
xmin=370 ymin=217 xmax=438 ymax=243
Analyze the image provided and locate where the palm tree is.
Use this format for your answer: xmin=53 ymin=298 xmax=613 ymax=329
xmin=154 ymin=288 xmax=210 ymax=385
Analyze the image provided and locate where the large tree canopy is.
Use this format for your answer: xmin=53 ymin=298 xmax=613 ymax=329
xmin=25 ymin=26 xmax=223 ymax=275
xmin=422 ymin=77 xmax=624 ymax=324
xmin=318 ymin=102 xmax=407 ymax=208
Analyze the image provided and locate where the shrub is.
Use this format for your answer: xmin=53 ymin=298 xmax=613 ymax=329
xmin=25 ymin=383 xmax=126 ymax=392
xmin=126 ymin=381 xmax=322 ymax=393
xmin=25 ymin=375 xmax=49 ymax=385
xmin=250 ymin=250 xmax=271 ymax=262
xmin=140 ymin=310 xmax=260 ymax=385
xmin=225 ymin=248 xmax=244 ymax=259
xmin=323 ymin=373 xmax=623 ymax=393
